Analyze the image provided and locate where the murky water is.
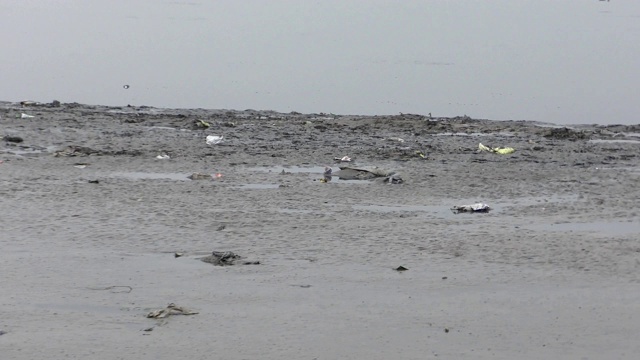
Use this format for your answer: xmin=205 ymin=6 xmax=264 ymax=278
xmin=528 ymin=221 xmax=640 ymax=236
xmin=2 ymin=1 xmax=638 ymax=124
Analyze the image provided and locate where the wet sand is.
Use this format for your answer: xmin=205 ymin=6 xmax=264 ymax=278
xmin=2 ymin=101 xmax=640 ymax=359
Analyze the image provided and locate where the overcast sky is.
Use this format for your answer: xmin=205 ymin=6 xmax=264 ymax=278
xmin=1 ymin=0 xmax=638 ymax=124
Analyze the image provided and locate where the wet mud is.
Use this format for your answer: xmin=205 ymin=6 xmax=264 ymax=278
xmin=2 ymin=101 xmax=640 ymax=359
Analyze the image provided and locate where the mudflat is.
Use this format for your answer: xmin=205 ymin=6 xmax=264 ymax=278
xmin=2 ymin=101 xmax=640 ymax=359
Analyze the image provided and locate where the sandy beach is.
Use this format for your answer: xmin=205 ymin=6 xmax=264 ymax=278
xmin=2 ymin=101 xmax=640 ymax=359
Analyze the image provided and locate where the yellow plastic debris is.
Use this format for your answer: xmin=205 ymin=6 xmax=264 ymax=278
xmin=478 ymin=143 xmax=515 ymax=155
xmin=494 ymin=147 xmax=515 ymax=154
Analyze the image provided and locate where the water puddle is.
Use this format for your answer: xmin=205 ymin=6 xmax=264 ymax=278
xmin=249 ymin=165 xmax=373 ymax=184
xmin=351 ymin=196 xmax=575 ymax=215
xmin=110 ymin=172 xmax=190 ymax=181
xmin=527 ymin=221 xmax=640 ymax=236
xmin=353 ymin=204 xmax=449 ymax=213
xmin=249 ymin=165 xmax=327 ymax=174
xmin=236 ymin=184 xmax=281 ymax=189
xmin=435 ymin=132 xmax=515 ymax=137
xmin=1 ymin=147 xmax=47 ymax=156
xmin=589 ymin=139 xmax=640 ymax=144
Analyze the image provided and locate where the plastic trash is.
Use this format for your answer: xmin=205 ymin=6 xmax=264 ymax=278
xmin=478 ymin=143 xmax=515 ymax=154
xmin=196 ymin=120 xmax=210 ymax=128
xmin=21 ymin=113 xmax=35 ymax=118
xmin=387 ymin=137 xmax=405 ymax=143
xmin=156 ymin=154 xmax=170 ymax=160
xmin=333 ymin=156 xmax=352 ymax=162
xmin=206 ymin=135 xmax=223 ymax=145
xmin=451 ymin=203 xmax=491 ymax=214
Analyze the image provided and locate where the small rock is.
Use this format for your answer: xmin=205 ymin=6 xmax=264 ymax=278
xmin=395 ymin=266 xmax=409 ymax=272
xmin=3 ymin=136 xmax=23 ymax=143
xmin=216 ymin=225 xmax=226 ymax=231
xmin=174 ymin=253 xmax=184 ymax=258
xmin=88 ymin=180 xmax=99 ymax=184
xmin=444 ymin=328 xmax=449 ymax=333
xmin=188 ymin=173 xmax=211 ymax=180
xmin=442 ymin=276 xmax=448 ymax=280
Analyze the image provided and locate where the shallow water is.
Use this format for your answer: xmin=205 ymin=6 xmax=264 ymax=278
xmin=2 ymin=1 xmax=639 ymax=124
xmin=529 ymin=221 xmax=640 ymax=236
xmin=110 ymin=172 xmax=190 ymax=181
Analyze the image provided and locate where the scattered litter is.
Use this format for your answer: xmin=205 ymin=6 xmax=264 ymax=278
xmin=73 ymin=164 xmax=88 ymax=169
xmin=206 ymin=135 xmax=223 ymax=145
xmin=21 ymin=113 xmax=35 ymax=118
xmin=387 ymin=137 xmax=405 ymax=143
xmin=188 ymin=173 xmax=212 ymax=180
xmin=20 ymin=100 xmax=39 ymax=106
xmin=143 ymin=327 xmax=153 ymax=332
xmin=146 ymin=303 xmax=198 ymax=319
xmin=174 ymin=252 xmax=184 ymax=258
xmin=395 ymin=266 xmax=409 ymax=272
xmin=156 ymin=154 xmax=170 ymax=160
xmin=334 ymin=156 xmax=352 ymax=162
xmin=478 ymin=143 xmax=515 ymax=154
xmin=451 ymin=203 xmax=491 ymax=214
xmin=196 ymin=120 xmax=210 ymax=128
xmin=200 ymin=251 xmax=260 ymax=266
xmin=3 ymin=136 xmax=23 ymax=143
xmin=213 ymin=173 xmax=223 ymax=179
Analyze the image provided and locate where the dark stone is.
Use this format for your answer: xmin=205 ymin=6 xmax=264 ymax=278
xmin=3 ymin=136 xmax=23 ymax=143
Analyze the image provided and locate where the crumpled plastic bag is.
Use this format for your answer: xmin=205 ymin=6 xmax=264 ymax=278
xmin=206 ymin=135 xmax=223 ymax=145
xmin=479 ymin=143 xmax=515 ymax=154
xmin=451 ymin=203 xmax=491 ymax=214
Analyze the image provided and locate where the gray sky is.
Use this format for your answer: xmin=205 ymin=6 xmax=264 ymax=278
xmin=2 ymin=0 xmax=638 ymax=124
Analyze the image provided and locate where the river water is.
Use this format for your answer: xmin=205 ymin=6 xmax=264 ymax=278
xmin=1 ymin=0 xmax=638 ymax=124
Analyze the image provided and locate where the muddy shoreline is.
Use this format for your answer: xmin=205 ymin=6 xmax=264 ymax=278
xmin=2 ymin=101 xmax=640 ymax=359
